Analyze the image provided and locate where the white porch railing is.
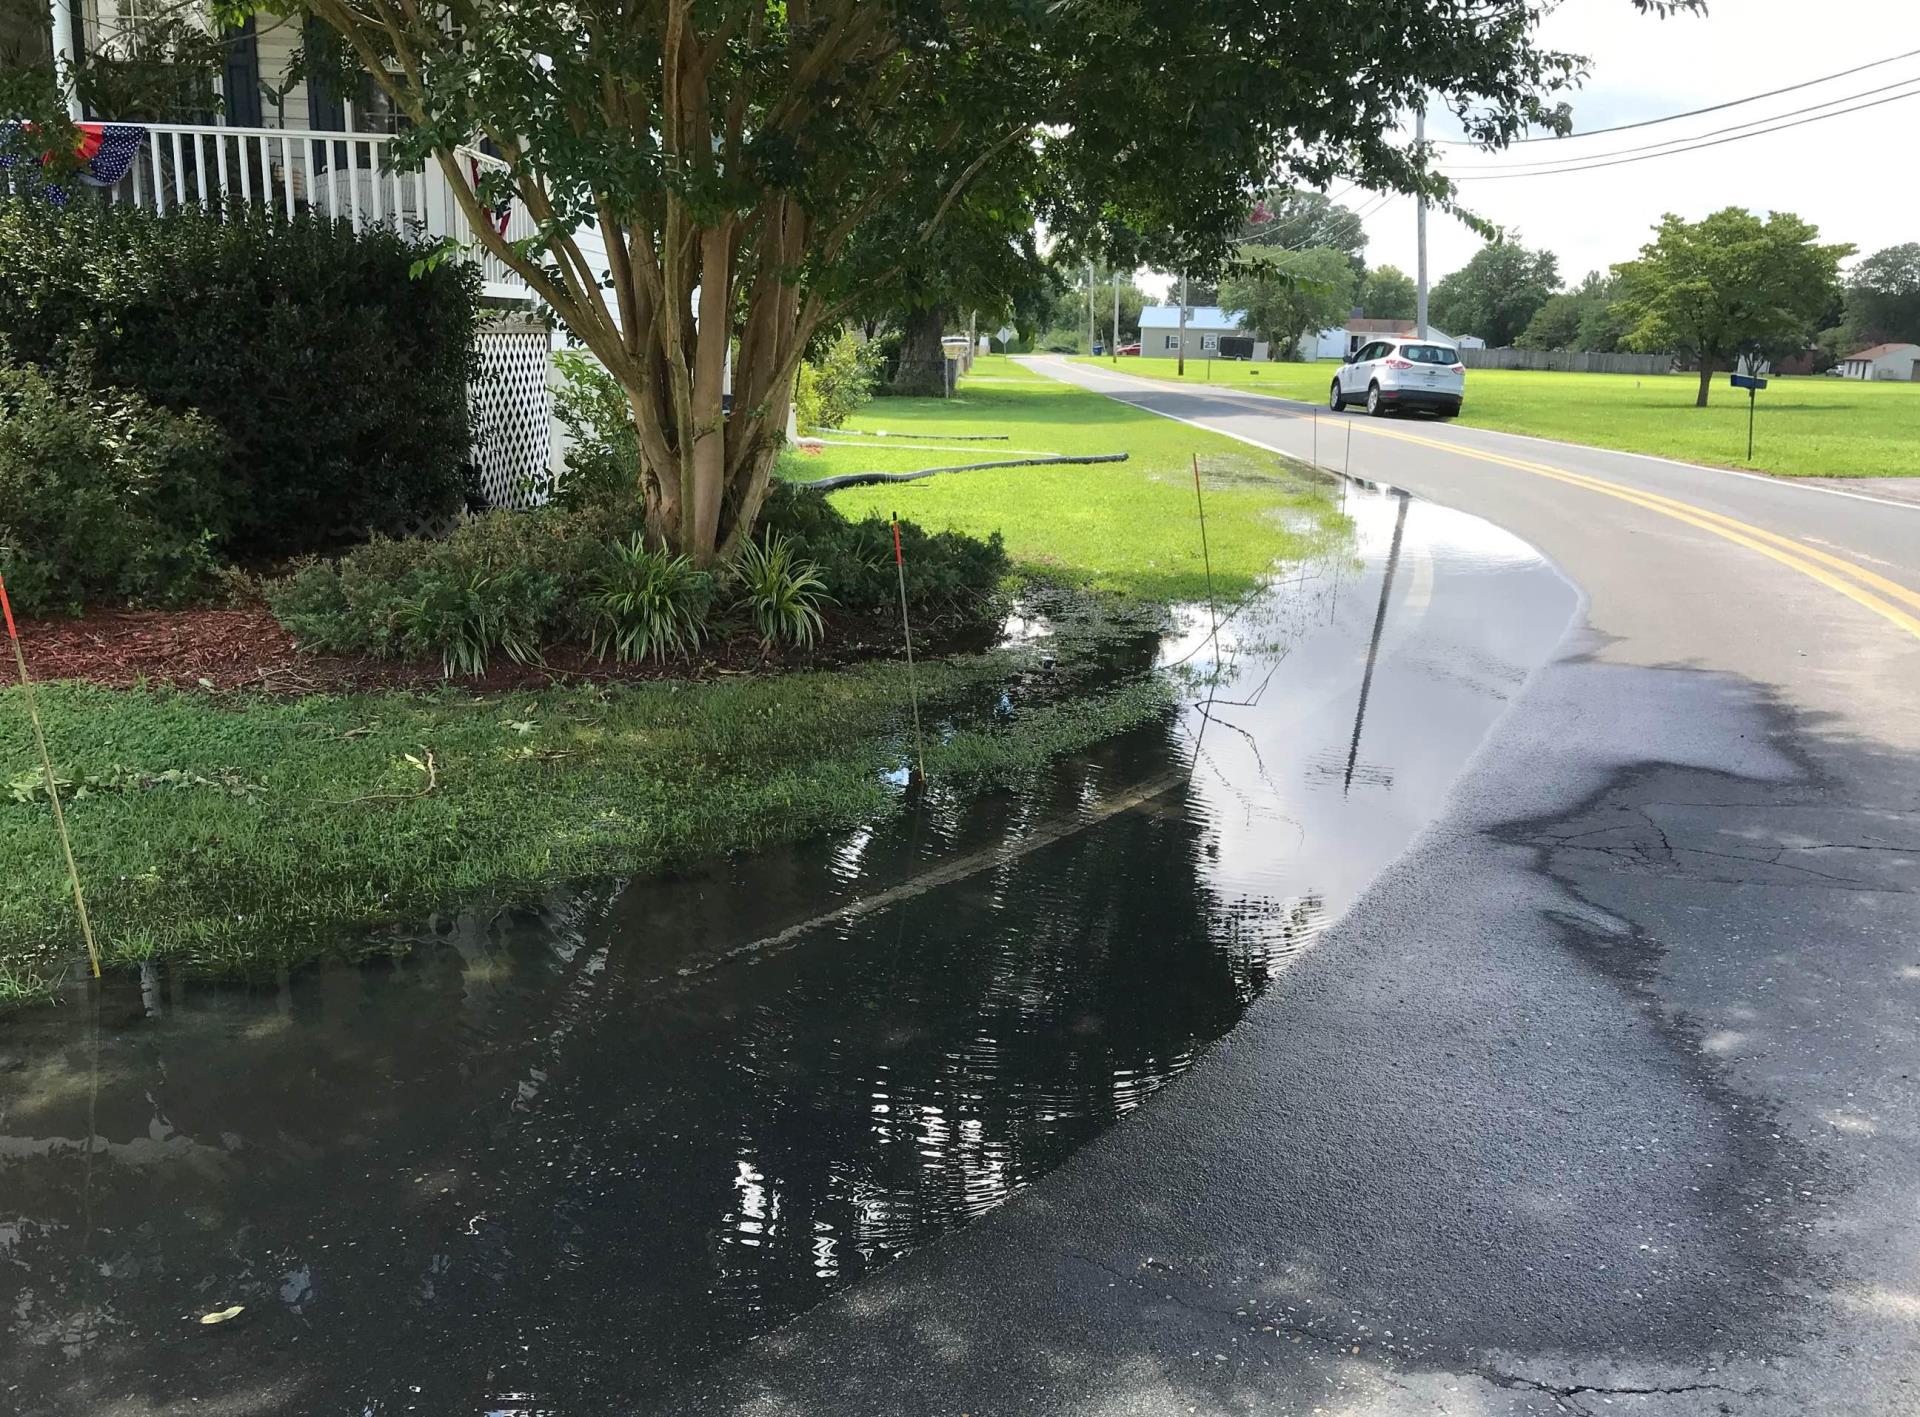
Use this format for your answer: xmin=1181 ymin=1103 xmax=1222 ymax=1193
xmin=85 ymin=121 xmax=535 ymax=303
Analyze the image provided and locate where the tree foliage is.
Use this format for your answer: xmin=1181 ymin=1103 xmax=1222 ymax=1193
xmin=1613 ymin=208 xmax=1853 ymax=406
xmin=1221 ymin=247 xmax=1354 ymax=362
xmin=1429 ymin=240 xmax=1561 ymax=347
xmin=1841 ymin=243 xmax=1920 ymax=350
xmin=1359 ymin=265 xmax=1417 ymax=322
xmin=210 ymin=0 xmax=1690 ymax=560
xmin=1241 ymin=190 xmax=1369 ymax=274
xmin=1517 ymin=271 xmax=1623 ymax=351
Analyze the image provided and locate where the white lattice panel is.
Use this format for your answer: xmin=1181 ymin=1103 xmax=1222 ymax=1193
xmin=470 ymin=318 xmax=556 ymax=509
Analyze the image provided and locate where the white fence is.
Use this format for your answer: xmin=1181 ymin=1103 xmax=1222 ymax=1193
xmin=1460 ymin=347 xmax=1673 ymax=375
xmin=70 ymin=122 xmax=533 ymax=302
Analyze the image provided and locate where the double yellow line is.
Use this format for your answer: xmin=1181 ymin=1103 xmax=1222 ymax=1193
xmin=1344 ymin=419 xmax=1920 ymax=644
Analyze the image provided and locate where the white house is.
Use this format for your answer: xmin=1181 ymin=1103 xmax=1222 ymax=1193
xmin=1138 ymin=305 xmax=1257 ymax=359
xmin=1838 ymin=343 xmax=1920 ymax=382
xmin=1300 ymin=317 xmax=1471 ymax=361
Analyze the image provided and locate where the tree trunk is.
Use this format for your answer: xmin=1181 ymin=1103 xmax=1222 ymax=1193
xmin=893 ymin=306 xmax=949 ymax=395
xmin=1695 ymin=357 xmax=1714 ymax=408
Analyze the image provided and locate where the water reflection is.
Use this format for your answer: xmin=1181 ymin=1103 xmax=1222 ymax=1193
xmin=0 ymin=482 xmax=1575 ymax=1413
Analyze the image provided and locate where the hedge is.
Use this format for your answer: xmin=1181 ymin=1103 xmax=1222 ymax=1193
xmin=0 ymin=198 xmax=479 ymax=559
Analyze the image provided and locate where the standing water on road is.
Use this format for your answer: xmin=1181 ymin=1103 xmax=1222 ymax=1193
xmin=0 ymin=481 xmax=1575 ymax=1414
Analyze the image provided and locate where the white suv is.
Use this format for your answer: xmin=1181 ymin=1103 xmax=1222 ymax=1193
xmin=1330 ymin=337 xmax=1465 ymax=418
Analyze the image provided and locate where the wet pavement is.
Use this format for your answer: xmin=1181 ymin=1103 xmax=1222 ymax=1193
xmin=0 ymin=482 xmax=1576 ymax=1414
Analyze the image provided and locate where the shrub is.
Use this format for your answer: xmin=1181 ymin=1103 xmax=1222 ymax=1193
xmin=0 ymin=358 xmax=227 ymax=612
xmin=0 ymin=200 xmax=479 ymax=559
xmin=731 ymin=532 xmax=829 ymax=649
xmin=760 ymin=485 xmax=1008 ymax=629
xmin=266 ymin=508 xmax=604 ymax=670
xmin=586 ymin=536 xmax=712 ymax=663
xmin=794 ymin=329 xmax=883 ymax=430
xmin=551 ymin=348 xmax=642 ymax=518
xmin=393 ymin=566 xmax=551 ymax=678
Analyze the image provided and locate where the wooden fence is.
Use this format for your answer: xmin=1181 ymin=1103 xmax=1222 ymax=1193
xmin=1460 ymin=347 xmax=1673 ymax=375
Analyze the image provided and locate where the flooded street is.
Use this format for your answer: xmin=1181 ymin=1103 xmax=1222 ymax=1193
xmin=0 ymin=482 xmax=1576 ymax=1414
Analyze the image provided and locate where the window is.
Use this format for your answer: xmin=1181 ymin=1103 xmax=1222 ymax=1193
xmin=1200 ymin=333 xmax=1219 ymax=352
xmin=1355 ymin=342 xmax=1385 ymax=362
xmin=1164 ymin=334 xmax=1181 ymax=351
xmin=1400 ymin=343 xmax=1460 ymax=365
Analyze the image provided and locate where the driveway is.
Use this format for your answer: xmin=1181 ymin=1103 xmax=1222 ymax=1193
xmin=666 ymin=359 xmax=1920 ymax=1415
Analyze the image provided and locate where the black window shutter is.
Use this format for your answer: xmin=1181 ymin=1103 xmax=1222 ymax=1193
xmin=223 ymin=20 xmax=262 ymax=127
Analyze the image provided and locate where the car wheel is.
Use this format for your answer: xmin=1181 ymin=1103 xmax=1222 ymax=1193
xmin=1366 ymin=381 xmax=1385 ymax=416
xmin=1329 ymin=379 xmax=1345 ymax=412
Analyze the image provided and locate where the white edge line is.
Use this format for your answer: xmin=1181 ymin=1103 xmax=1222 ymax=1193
xmin=1043 ymin=357 xmax=1920 ymax=514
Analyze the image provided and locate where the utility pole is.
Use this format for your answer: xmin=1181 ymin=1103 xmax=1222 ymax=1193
xmin=1086 ymin=260 xmax=1095 ymax=355
xmin=1415 ymin=106 xmax=1430 ymax=340
xmin=1112 ymin=271 xmax=1120 ymax=362
xmin=1178 ymin=269 xmax=1189 ymax=377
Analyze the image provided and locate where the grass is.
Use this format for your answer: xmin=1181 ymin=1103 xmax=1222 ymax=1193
xmin=790 ymin=354 xmax=1348 ymax=602
xmin=1 ymin=356 xmax=1347 ymax=1006
xmin=0 ymin=647 xmax=1175 ymax=1004
xmin=1070 ymin=356 xmax=1920 ymax=480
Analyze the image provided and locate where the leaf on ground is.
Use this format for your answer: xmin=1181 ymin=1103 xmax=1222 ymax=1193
xmin=198 ymin=1305 xmax=244 ymax=1325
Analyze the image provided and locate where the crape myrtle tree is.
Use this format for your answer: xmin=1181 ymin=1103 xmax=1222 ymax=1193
xmin=220 ymin=0 xmax=1699 ymax=563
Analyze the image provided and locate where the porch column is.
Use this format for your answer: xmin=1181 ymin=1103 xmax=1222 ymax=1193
xmin=49 ymin=0 xmax=84 ymax=120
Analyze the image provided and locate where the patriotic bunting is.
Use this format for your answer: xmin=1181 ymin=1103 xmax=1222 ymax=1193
xmin=0 ymin=122 xmax=149 ymax=204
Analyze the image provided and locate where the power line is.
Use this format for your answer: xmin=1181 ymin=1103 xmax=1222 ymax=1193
xmin=1443 ymin=72 xmax=1920 ymax=173
xmin=1448 ymin=85 xmax=1920 ymax=181
xmin=1437 ymin=45 xmax=1920 ymax=144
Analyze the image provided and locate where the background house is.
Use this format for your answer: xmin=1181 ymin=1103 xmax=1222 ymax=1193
xmin=1138 ymin=305 xmax=1249 ymax=359
xmin=1838 ymin=342 xmax=1920 ymax=381
xmin=1299 ymin=317 xmax=1473 ymax=361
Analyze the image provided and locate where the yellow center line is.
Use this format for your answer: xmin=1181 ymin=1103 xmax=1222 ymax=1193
xmin=1339 ymin=418 xmax=1920 ymax=643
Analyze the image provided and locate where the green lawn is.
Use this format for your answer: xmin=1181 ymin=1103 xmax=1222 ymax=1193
xmin=792 ymin=354 xmax=1347 ymax=602
xmin=1070 ymin=356 xmax=1920 ymax=479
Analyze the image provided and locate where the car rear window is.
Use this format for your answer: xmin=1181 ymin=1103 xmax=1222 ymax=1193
xmin=1401 ymin=343 xmax=1459 ymax=364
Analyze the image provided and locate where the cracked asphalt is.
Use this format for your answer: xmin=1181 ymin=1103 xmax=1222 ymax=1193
xmin=663 ymin=362 xmax=1919 ymax=1415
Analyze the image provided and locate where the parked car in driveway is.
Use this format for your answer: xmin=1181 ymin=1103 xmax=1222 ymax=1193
xmin=1330 ymin=337 xmax=1465 ymax=417
xmin=1118 ymin=342 xmax=1141 ymax=356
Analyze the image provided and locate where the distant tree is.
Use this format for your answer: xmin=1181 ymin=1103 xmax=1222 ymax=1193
xmin=1429 ymin=241 xmax=1561 ymax=347
xmin=1841 ymin=243 xmax=1920 ymax=349
xmin=1576 ymin=282 xmax=1633 ymax=353
xmin=881 ymin=164 xmax=1049 ymax=393
xmin=1517 ymin=270 xmax=1622 ymax=350
xmin=1242 ymin=191 xmax=1370 ymax=275
xmin=1517 ymin=293 xmax=1583 ymax=350
xmin=1359 ymin=265 xmax=1418 ymax=321
xmin=1221 ymin=247 xmax=1355 ymax=362
xmin=1614 ymin=209 xmax=1853 ymax=407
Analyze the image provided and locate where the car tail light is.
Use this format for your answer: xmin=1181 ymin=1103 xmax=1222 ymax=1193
xmin=1384 ymin=357 xmax=1413 ymax=370
xmin=1450 ymin=363 xmax=1465 ymax=373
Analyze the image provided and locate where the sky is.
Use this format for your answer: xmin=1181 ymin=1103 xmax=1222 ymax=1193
xmin=1146 ymin=0 xmax=1918 ymax=298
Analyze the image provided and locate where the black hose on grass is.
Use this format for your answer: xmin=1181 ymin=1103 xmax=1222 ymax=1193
xmin=801 ymin=452 xmax=1129 ymax=491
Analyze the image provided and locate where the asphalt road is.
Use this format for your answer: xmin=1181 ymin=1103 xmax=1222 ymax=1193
xmin=668 ymin=359 xmax=1920 ymax=1415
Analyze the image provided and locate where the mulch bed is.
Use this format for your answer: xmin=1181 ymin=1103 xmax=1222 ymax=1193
xmin=11 ymin=602 xmax=919 ymax=696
